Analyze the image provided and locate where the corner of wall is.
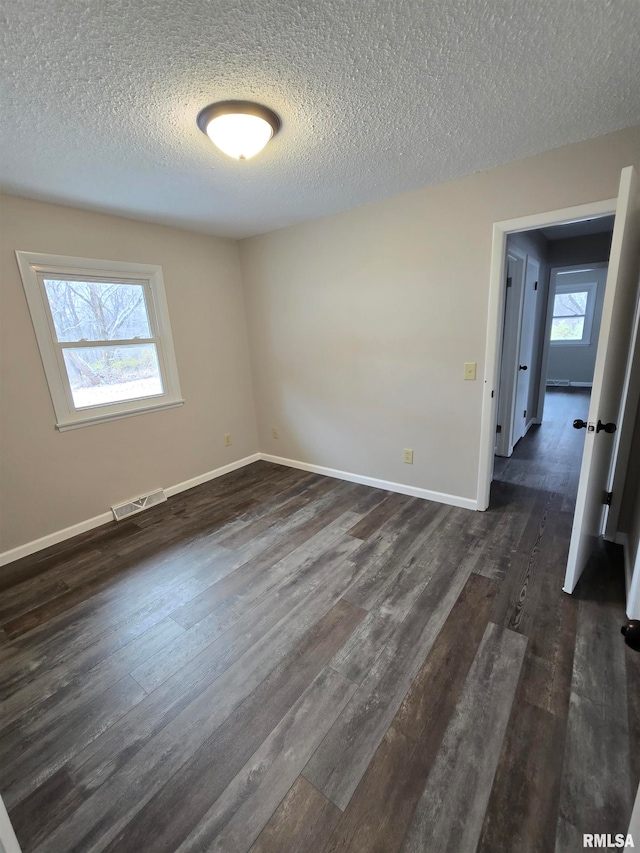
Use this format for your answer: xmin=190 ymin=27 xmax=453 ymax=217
xmin=232 ymin=236 xmax=260 ymax=452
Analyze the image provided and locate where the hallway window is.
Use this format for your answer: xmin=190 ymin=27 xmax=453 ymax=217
xmin=550 ymin=280 xmax=597 ymax=346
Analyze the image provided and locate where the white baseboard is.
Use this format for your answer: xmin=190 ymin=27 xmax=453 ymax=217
xmin=0 ymin=512 xmax=114 ymax=568
xmin=163 ymin=453 xmax=261 ymax=498
xmin=258 ymin=453 xmax=478 ymax=511
xmin=0 ymin=453 xmax=261 ymax=567
xmin=1 ymin=450 xmax=476 ymax=567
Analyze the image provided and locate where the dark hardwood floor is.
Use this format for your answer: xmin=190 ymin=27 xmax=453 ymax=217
xmin=1 ymin=388 xmax=636 ymax=852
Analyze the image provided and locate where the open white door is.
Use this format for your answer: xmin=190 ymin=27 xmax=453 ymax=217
xmin=511 ymin=256 xmax=539 ymax=444
xmin=564 ymin=166 xmax=640 ymax=593
xmin=496 ymin=253 xmax=524 ymax=457
xmin=604 ymin=283 xmax=640 ymax=541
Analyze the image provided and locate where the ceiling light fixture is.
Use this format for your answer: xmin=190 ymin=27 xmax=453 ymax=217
xmin=197 ymin=101 xmax=281 ymax=161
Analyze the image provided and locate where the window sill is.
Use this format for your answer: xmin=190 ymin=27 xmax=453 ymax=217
xmin=55 ymin=398 xmax=185 ymax=431
xmin=549 ymin=341 xmax=592 ymax=348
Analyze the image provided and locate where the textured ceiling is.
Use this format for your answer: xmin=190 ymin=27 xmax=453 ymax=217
xmin=1 ymin=0 xmax=639 ymax=239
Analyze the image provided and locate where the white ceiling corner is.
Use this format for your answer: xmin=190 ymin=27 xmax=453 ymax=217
xmin=1 ymin=0 xmax=639 ymax=239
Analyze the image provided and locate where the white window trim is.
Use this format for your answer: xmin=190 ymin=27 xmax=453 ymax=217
xmin=16 ymin=251 xmax=184 ymax=431
xmin=549 ymin=279 xmax=598 ymax=347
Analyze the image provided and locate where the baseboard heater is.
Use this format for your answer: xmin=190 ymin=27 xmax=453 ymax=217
xmin=546 ymin=380 xmax=593 ymax=388
xmin=112 ymin=489 xmax=167 ymax=521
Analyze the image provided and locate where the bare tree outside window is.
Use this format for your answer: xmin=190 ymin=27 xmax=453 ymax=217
xmin=551 ymin=289 xmax=589 ymax=341
xmin=43 ymin=279 xmax=163 ymax=408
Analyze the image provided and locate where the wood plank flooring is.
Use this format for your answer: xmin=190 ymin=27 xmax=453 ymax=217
xmin=1 ymin=388 xmax=636 ymax=852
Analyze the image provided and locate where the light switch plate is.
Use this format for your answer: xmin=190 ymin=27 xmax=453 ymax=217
xmin=464 ymin=362 xmax=477 ymax=380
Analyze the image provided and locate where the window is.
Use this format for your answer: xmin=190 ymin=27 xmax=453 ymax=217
xmin=550 ymin=280 xmax=598 ymax=346
xmin=16 ymin=252 xmax=183 ymax=430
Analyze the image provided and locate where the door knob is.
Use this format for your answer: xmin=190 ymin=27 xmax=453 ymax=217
xmin=596 ymin=420 xmax=617 ymax=434
xmin=518 ymin=365 xmax=528 ymax=371
xmin=573 ymin=419 xmax=587 ymax=429
xmin=622 ymin=620 xmax=640 ymax=652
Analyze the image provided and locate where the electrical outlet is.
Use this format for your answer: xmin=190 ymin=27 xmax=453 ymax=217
xmin=224 ymin=433 xmax=232 ymax=447
xmin=464 ymin=362 xmax=477 ymax=380
xmin=272 ymin=427 xmax=279 ymax=439
xmin=403 ymin=448 xmax=414 ymax=464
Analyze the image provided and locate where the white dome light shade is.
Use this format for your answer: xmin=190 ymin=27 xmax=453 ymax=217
xmin=206 ymin=113 xmax=273 ymax=160
xmin=197 ymin=101 xmax=281 ymax=160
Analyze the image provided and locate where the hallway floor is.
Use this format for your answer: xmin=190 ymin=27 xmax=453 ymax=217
xmin=493 ymin=386 xmax=591 ymax=513
xmin=493 ymin=387 xmax=639 ymax=846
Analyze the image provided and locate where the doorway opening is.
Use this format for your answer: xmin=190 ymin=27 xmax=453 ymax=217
xmin=477 ymin=196 xmax=620 ymax=513
xmin=493 ymin=217 xmax=614 ymax=504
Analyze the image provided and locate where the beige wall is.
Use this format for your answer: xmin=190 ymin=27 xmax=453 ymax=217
xmin=2 ymin=126 xmax=639 ymax=557
xmin=240 ymin=126 xmax=640 ymax=503
xmin=0 ymin=195 xmax=258 ymax=553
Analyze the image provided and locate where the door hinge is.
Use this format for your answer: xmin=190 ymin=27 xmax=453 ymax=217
xmin=506 ymin=276 xmax=512 ymax=288
xmin=523 ymin=409 xmax=527 ymax=418
xmin=534 ymin=281 xmax=538 ymax=290
xmin=496 ymin=424 xmax=502 ymax=434
xmin=605 ymin=491 xmax=613 ymax=507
